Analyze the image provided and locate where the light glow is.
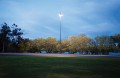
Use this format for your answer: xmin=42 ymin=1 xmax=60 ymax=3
xmin=58 ymin=12 xmax=63 ymax=19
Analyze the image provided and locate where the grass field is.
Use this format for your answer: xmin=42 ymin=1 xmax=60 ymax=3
xmin=0 ymin=56 xmax=120 ymax=78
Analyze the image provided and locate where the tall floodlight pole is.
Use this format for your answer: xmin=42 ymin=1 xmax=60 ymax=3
xmin=58 ymin=12 xmax=63 ymax=53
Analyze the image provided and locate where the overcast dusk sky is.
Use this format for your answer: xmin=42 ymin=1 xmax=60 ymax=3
xmin=0 ymin=0 xmax=120 ymax=39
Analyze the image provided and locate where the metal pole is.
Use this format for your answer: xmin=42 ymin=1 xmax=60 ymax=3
xmin=60 ymin=18 xmax=62 ymax=53
xmin=59 ymin=12 xmax=63 ymax=53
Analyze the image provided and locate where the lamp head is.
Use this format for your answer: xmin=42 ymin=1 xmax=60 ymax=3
xmin=58 ymin=12 xmax=63 ymax=19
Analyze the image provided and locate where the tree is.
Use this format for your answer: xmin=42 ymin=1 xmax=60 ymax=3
xmin=18 ymin=39 xmax=31 ymax=52
xmin=31 ymin=38 xmax=45 ymax=52
xmin=31 ymin=37 xmax=57 ymax=53
xmin=0 ymin=23 xmax=11 ymax=52
xmin=10 ymin=24 xmax=23 ymax=52
xmin=88 ymin=39 xmax=98 ymax=54
xmin=95 ymin=36 xmax=114 ymax=55
xmin=61 ymin=40 xmax=69 ymax=52
xmin=68 ymin=35 xmax=91 ymax=54
xmin=0 ymin=23 xmax=24 ymax=52
xmin=111 ymin=34 xmax=120 ymax=52
xmin=45 ymin=37 xmax=57 ymax=53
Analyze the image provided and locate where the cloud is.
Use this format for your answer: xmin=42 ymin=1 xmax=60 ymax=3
xmin=0 ymin=0 xmax=120 ymax=39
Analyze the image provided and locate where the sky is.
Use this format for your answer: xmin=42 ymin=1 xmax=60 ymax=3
xmin=0 ymin=0 xmax=120 ymax=40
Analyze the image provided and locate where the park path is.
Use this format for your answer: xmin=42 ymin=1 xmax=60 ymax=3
xmin=0 ymin=53 xmax=120 ymax=58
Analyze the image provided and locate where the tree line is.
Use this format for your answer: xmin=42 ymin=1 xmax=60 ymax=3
xmin=0 ymin=23 xmax=120 ymax=54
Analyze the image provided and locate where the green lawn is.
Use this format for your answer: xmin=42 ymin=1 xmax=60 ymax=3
xmin=0 ymin=56 xmax=120 ymax=78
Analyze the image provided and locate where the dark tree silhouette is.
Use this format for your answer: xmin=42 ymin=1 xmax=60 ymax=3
xmin=0 ymin=23 xmax=11 ymax=52
xmin=0 ymin=23 xmax=24 ymax=52
xmin=10 ymin=24 xmax=23 ymax=52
